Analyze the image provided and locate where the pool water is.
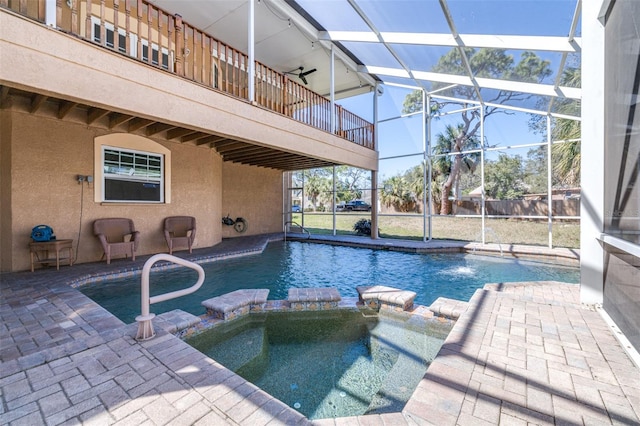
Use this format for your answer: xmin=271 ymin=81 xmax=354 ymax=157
xmin=80 ymin=241 xmax=580 ymax=324
xmin=185 ymin=309 xmax=452 ymax=419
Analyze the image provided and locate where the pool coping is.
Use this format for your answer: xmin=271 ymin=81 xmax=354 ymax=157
xmin=3 ymin=235 xmax=638 ymax=425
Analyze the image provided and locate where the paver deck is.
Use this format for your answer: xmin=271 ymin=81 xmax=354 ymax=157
xmin=1 ymin=234 xmax=638 ymax=425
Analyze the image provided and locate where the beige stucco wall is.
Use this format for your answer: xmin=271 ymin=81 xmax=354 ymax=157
xmin=2 ymin=108 xmax=290 ymax=272
xmin=0 ymin=110 xmax=11 ymax=271
xmin=221 ymin=162 xmax=283 ymax=238
xmin=3 ymin=109 xmax=227 ymax=272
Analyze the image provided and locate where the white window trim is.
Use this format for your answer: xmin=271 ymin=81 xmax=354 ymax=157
xmin=101 ymin=145 xmax=165 ymax=203
xmin=94 ymin=134 xmax=172 ymax=204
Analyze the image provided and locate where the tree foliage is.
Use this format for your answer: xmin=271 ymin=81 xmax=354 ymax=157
xmin=301 ymin=167 xmax=370 ymax=211
xmin=402 ymin=47 xmax=553 ymax=214
xmin=523 ymin=147 xmax=548 ymax=194
xmin=303 ymin=168 xmax=331 ymax=210
xmin=528 ymin=67 xmax=581 ymax=187
xmin=381 ymin=175 xmax=415 ymax=212
xmin=484 ymin=154 xmax=526 ymax=199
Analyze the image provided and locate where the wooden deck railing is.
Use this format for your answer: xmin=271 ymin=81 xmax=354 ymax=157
xmin=1 ymin=0 xmax=374 ymax=150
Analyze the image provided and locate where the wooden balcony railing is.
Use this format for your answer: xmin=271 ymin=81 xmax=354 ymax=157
xmin=1 ymin=0 xmax=374 ymax=150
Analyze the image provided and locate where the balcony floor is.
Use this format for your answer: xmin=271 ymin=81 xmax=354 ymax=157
xmin=1 ymin=235 xmax=638 ymax=425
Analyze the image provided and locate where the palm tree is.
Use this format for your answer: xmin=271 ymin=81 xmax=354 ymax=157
xmin=406 ymin=163 xmax=426 ymax=206
xmin=432 ymin=124 xmax=481 ymax=214
xmin=381 ymin=176 xmax=414 ymax=212
xmin=551 ymin=67 xmax=581 ymax=186
xmin=304 ymin=169 xmax=331 ymax=211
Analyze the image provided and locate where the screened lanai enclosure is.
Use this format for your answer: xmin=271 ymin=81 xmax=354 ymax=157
xmin=284 ymin=0 xmax=582 ymax=249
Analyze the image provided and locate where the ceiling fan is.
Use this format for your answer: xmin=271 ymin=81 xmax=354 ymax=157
xmin=284 ymin=66 xmax=317 ymax=85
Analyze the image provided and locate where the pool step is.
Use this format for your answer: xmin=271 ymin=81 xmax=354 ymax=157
xmin=357 ymin=285 xmax=416 ymax=312
xmin=202 ymin=289 xmax=270 ymax=320
xmin=287 ymin=287 xmax=341 ymax=310
xmin=365 ymin=322 xmax=445 ymax=415
xmin=208 ymin=326 xmax=267 ymax=373
xmin=428 ymin=297 xmax=469 ymax=319
xmin=155 ymin=309 xmax=202 ymax=334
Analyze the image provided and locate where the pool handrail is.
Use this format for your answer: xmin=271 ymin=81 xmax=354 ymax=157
xmin=135 ymin=253 xmax=205 ymax=340
xmin=284 ymin=221 xmax=311 ymax=241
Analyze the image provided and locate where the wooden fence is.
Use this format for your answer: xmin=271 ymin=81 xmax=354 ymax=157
xmin=453 ymin=199 xmax=580 ymax=218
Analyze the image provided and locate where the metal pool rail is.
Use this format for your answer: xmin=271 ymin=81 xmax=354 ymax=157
xmin=135 ymin=254 xmax=205 ymax=340
xmin=284 ymin=221 xmax=311 ymax=241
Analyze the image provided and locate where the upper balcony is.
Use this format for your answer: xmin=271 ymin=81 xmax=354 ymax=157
xmin=0 ymin=0 xmax=375 ymax=170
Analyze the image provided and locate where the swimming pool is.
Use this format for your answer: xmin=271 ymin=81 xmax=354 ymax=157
xmin=185 ymin=309 xmax=452 ymax=419
xmin=80 ymin=241 xmax=580 ymax=324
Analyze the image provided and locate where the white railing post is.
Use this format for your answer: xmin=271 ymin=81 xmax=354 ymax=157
xmin=135 ymin=254 xmax=205 ymax=340
xmin=45 ymin=0 xmax=56 ymax=27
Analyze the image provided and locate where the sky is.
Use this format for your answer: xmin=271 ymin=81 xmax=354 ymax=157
xmin=317 ymin=0 xmax=582 ymax=179
xmin=338 ymin=85 xmax=552 ymax=179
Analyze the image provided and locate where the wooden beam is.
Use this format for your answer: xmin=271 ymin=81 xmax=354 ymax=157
xmin=58 ymin=101 xmax=77 ymax=119
xmin=87 ymin=107 xmax=109 ymax=125
xmin=0 ymin=86 xmax=9 ymax=108
xmin=213 ymin=141 xmax=252 ymax=153
xmin=262 ymin=159 xmax=333 ymax=170
xmin=195 ymin=135 xmax=227 ymax=146
xmin=109 ymin=113 xmax=134 ymax=129
xmin=225 ymin=151 xmax=295 ymax=163
xmin=146 ymin=122 xmax=175 ymax=136
xmin=128 ymin=118 xmax=154 ymax=131
xmin=219 ymin=145 xmax=270 ymax=157
xmin=181 ymin=132 xmax=209 ymax=143
xmin=166 ymin=127 xmax=197 ymax=140
xmin=30 ymin=94 xmax=47 ymax=113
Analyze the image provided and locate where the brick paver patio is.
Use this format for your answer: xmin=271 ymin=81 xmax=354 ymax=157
xmin=1 ymin=235 xmax=638 ymax=425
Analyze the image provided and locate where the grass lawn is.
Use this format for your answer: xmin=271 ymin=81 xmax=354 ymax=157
xmin=291 ymin=213 xmax=580 ymax=249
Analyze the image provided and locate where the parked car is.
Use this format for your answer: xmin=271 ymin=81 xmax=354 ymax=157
xmin=344 ymin=200 xmax=371 ymax=212
xmin=291 ymin=205 xmax=301 ymax=212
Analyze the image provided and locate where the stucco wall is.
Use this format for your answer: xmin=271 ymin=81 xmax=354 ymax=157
xmin=4 ymin=110 xmax=225 ymax=271
xmin=221 ymin=162 xmax=283 ymax=238
xmin=0 ymin=11 xmax=378 ymax=173
xmin=0 ymin=110 xmax=11 ymax=271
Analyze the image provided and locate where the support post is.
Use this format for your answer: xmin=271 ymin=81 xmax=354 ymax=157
xmin=546 ymin=115 xmax=553 ymax=248
xmin=579 ymin=0 xmax=606 ymax=304
xmin=371 ymin=170 xmax=378 ymax=239
xmin=248 ymin=0 xmax=255 ymax=103
xmin=480 ymin=104 xmax=486 ymax=244
xmin=45 ymin=0 xmax=56 ymax=26
xmin=330 ymin=45 xmax=336 ymax=133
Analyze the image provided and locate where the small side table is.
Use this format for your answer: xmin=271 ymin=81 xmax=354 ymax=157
xmin=29 ymin=239 xmax=74 ymax=272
